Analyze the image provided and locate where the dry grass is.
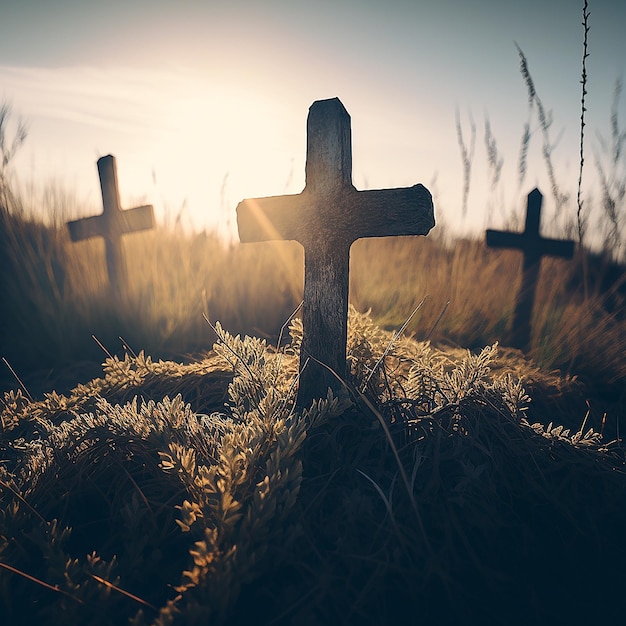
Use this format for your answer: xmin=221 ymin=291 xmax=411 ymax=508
xmin=1 ymin=310 xmax=625 ymax=625
xmin=1 ymin=191 xmax=625 ymax=406
xmin=353 ymin=236 xmax=626 ymax=391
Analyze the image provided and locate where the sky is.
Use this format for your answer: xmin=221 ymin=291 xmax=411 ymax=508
xmin=0 ymin=0 xmax=625 ymax=240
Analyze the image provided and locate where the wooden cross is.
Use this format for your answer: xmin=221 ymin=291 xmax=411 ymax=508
xmin=486 ymin=188 xmax=575 ymax=350
xmin=67 ymin=155 xmax=155 ymax=294
xmin=237 ymin=97 xmax=434 ymax=408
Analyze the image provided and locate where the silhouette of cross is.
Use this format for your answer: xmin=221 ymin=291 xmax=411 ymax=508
xmin=486 ymin=188 xmax=575 ymax=350
xmin=237 ymin=98 xmax=434 ymax=408
xmin=67 ymin=155 xmax=155 ymax=294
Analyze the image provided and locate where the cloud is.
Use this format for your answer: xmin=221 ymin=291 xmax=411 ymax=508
xmin=0 ymin=64 xmax=200 ymax=137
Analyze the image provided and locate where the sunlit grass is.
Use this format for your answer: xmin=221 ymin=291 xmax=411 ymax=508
xmin=0 ymin=181 xmax=624 ymax=399
xmin=1 ymin=307 xmax=625 ymax=625
xmin=0 ymin=155 xmax=625 ymax=626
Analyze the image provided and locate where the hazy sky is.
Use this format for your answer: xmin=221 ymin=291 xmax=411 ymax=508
xmin=1 ymin=0 xmax=624 ymax=238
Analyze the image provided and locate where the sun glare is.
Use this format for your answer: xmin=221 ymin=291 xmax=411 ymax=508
xmin=145 ymin=82 xmax=304 ymax=237
xmin=3 ymin=65 xmax=307 ymax=240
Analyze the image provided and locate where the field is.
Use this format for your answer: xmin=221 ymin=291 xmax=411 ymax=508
xmin=2 ymin=41 xmax=626 ymax=619
xmin=1 ymin=174 xmax=626 ymax=625
xmin=1 ymin=200 xmax=624 ymax=416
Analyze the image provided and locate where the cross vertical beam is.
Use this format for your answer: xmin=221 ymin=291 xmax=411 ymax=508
xmin=486 ymin=188 xmax=575 ymax=350
xmin=67 ymin=155 xmax=155 ymax=295
xmin=237 ymin=98 xmax=435 ymax=408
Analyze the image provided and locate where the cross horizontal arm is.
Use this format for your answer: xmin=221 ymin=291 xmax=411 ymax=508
xmin=486 ymin=230 xmax=525 ymax=250
xmin=114 ymin=205 xmax=155 ymax=236
xmin=486 ymin=229 xmax=575 ymax=259
xmin=237 ymin=183 xmax=434 ymax=246
xmin=67 ymin=205 xmax=154 ymax=242
xmin=67 ymin=214 xmax=102 ymax=242
xmin=540 ymin=238 xmax=575 ymax=258
xmin=237 ymin=194 xmax=305 ymax=243
xmin=347 ymin=185 xmax=434 ymax=240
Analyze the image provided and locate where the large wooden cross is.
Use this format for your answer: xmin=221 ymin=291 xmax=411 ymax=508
xmin=67 ymin=155 xmax=155 ymax=294
xmin=486 ymin=188 xmax=575 ymax=350
xmin=237 ymin=97 xmax=435 ymax=408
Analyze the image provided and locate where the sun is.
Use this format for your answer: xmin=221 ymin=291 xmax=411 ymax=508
xmin=145 ymin=82 xmax=305 ymax=238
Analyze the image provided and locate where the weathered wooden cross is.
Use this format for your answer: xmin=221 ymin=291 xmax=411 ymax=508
xmin=486 ymin=187 xmax=575 ymax=350
xmin=67 ymin=155 xmax=155 ymax=294
xmin=237 ymin=97 xmax=435 ymax=408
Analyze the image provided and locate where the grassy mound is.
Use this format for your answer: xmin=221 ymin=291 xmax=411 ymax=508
xmin=1 ymin=310 xmax=624 ymax=625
